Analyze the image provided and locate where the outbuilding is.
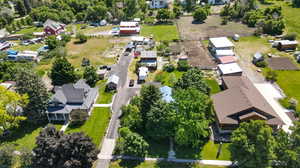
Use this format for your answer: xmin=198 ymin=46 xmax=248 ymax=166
xmin=138 ymin=67 xmax=149 ymax=81
xmin=106 ymin=75 xmax=119 ymax=91
xmin=275 ymin=40 xmax=298 ymax=51
xmin=218 ymin=63 xmax=243 ymax=76
xmin=209 ymin=37 xmax=234 ymax=56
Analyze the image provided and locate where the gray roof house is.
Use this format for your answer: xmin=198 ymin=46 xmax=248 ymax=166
xmin=46 ymin=79 xmax=98 ymax=122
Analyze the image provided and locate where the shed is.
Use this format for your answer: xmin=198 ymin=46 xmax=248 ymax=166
xmin=138 ymin=67 xmax=149 ymax=81
xmin=96 ymin=69 xmax=107 ymax=79
xmin=218 ymin=63 xmax=243 ymax=76
xmin=218 ymin=56 xmax=236 ymax=64
xmin=106 ymin=75 xmax=119 ymax=90
xmin=160 ymin=86 xmax=174 ymax=103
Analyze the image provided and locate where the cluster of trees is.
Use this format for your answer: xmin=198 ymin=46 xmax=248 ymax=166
xmin=293 ymin=0 xmax=300 ymax=7
xmin=116 ymin=68 xmax=213 ymax=156
xmin=230 ymin=120 xmax=300 ymax=168
xmin=221 ymin=1 xmax=285 ymax=35
xmin=0 ymin=125 xmax=99 ymax=168
xmin=193 ymin=6 xmax=210 ymax=23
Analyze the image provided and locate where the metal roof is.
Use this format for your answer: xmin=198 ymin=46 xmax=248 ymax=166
xmin=209 ymin=37 xmax=234 ymax=48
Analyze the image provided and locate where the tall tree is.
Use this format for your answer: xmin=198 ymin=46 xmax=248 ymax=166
xmin=139 ymin=85 xmax=162 ymax=126
xmin=230 ymin=120 xmax=277 ymax=168
xmin=0 ymin=145 xmax=15 ymax=167
xmin=175 ymin=68 xmax=210 ymax=95
xmin=156 ymin=9 xmax=172 ymax=22
xmin=172 ymin=88 xmax=212 ymax=148
xmin=0 ymin=86 xmax=27 ymax=135
xmin=123 ymin=0 xmax=138 ymax=19
xmin=146 ymin=101 xmax=176 ymax=140
xmin=16 ymin=69 xmax=49 ymax=123
xmin=120 ymin=104 xmax=142 ymax=132
xmin=193 ymin=7 xmax=207 ymax=23
xmin=50 ymin=57 xmax=77 ymax=86
xmin=83 ymin=66 xmax=98 ymax=87
xmin=33 ymin=125 xmax=99 ymax=168
xmin=15 ymin=0 xmax=27 ymax=16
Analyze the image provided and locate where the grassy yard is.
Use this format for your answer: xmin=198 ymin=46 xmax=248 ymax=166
xmin=141 ymin=25 xmax=179 ymax=41
xmin=14 ymin=26 xmax=43 ymax=34
xmin=79 ymin=25 xmax=114 ymax=34
xmin=153 ymin=70 xmax=184 ymax=87
xmin=0 ymin=123 xmax=62 ymax=150
xmin=66 ymin=107 xmax=111 ymax=147
xmin=12 ymin=42 xmax=44 ymax=51
xmin=110 ymin=160 xmax=227 ymax=168
xmin=66 ymin=37 xmax=115 ymax=68
xmin=275 ymin=70 xmax=300 ymax=109
xmin=206 ymin=79 xmax=221 ymax=94
xmin=96 ymin=80 xmax=114 ymax=104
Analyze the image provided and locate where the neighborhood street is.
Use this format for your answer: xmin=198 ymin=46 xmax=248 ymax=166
xmin=96 ymin=50 xmax=141 ymax=168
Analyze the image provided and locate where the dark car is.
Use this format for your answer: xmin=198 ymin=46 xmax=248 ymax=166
xmin=123 ymin=52 xmax=130 ymax=56
xmin=99 ymin=65 xmax=107 ymax=69
xmin=129 ymin=79 xmax=134 ymax=87
xmin=106 ymin=66 xmax=111 ymax=71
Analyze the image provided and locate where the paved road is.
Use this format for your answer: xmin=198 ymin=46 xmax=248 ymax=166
xmin=96 ymin=51 xmax=141 ymax=168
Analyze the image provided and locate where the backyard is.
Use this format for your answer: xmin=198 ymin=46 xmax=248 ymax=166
xmin=65 ymin=107 xmax=111 ymax=147
xmin=141 ymin=25 xmax=179 ymax=41
xmin=0 ymin=122 xmax=62 ymax=151
xmin=96 ymin=80 xmax=115 ymax=104
xmin=110 ymin=160 xmax=227 ymax=168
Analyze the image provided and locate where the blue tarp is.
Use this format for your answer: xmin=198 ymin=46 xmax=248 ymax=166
xmin=7 ymin=50 xmax=18 ymax=55
xmin=160 ymin=86 xmax=174 ymax=103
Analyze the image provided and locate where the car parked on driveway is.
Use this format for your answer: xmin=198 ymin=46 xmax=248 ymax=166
xmin=129 ymin=79 xmax=134 ymax=87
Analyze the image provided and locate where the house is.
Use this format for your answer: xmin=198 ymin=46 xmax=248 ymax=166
xmin=138 ymin=66 xmax=149 ymax=81
xmin=140 ymin=51 xmax=157 ymax=68
xmin=119 ymin=21 xmax=140 ymax=35
xmin=208 ymin=0 xmax=230 ymax=5
xmin=43 ymin=19 xmax=66 ymax=36
xmin=209 ymin=37 xmax=234 ymax=56
xmin=46 ymin=80 xmax=98 ymax=122
xmin=274 ymin=40 xmax=298 ymax=51
xmin=7 ymin=50 xmax=39 ymax=62
xmin=106 ymin=75 xmax=119 ymax=91
xmin=0 ymin=41 xmax=12 ymax=51
xmin=217 ymin=63 xmax=242 ymax=76
xmin=150 ymin=0 xmax=168 ymax=8
xmin=160 ymin=86 xmax=174 ymax=103
xmin=212 ymin=75 xmax=283 ymax=133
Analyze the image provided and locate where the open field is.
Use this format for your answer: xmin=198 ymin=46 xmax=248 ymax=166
xmin=110 ymin=160 xmax=227 ymax=168
xmin=66 ymin=37 xmax=116 ymax=67
xmin=141 ymin=25 xmax=179 ymax=41
xmin=66 ymin=107 xmax=111 ymax=147
xmin=0 ymin=123 xmax=62 ymax=150
xmin=14 ymin=26 xmax=43 ymax=34
xmin=177 ymin=16 xmax=255 ymax=41
xmin=12 ymin=42 xmax=44 ymax=51
xmin=79 ymin=25 xmax=114 ymax=34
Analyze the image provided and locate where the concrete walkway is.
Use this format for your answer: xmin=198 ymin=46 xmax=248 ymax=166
xmin=60 ymin=122 xmax=70 ymax=132
xmin=97 ymin=155 xmax=232 ymax=166
xmin=93 ymin=104 xmax=112 ymax=107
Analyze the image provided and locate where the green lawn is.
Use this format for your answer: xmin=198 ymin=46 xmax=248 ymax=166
xmin=66 ymin=107 xmax=111 ymax=147
xmin=0 ymin=123 xmax=62 ymax=150
xmin=275 ymin=70 xmax=300 ymax=110
xmin=141 ymin=25 xmax=179 ymax=41
xmin=14 ymin=26 xmax=43 ymax=34
xmin=154 ymin=70 xmax=184 ymax=87
xmin=206 ymin=79 xmax=221 ymax=94
xmin=110 ymin=160 xmax=227 ymax=168
xmin=12 ymin=42 xmax=44 ymax=51
xmin=96 ymin=80 xmax=114 ymax=104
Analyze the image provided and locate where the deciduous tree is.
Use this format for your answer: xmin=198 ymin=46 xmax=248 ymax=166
xmin=50 ymin=57 xmax=77 ymax=86
xmin=83 ymin=66 xmax=98 ymax=87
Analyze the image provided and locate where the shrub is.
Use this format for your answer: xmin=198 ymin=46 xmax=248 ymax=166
xmin=265 ymin=68 xmax=278 ymax=82
xmin=154 ymin=73 xmax=164 ymax=82
xmin=255 ymin=60 xmax=268 ymax=68
xmin=76 ymin=33 xmax=88 ymax=43
xmin=177 ymin=60 xmax=190 ymax=71
xmin=193 ymin=8 xmax=207 ymax=23
xmin=70 ymin=109 xmax=89 ymax=126
xmin=283 ymin=33 xmax=297 ymax=41
xmin=163 ymin=64 xmax=175 ymax=72
xmin=221 ymin=16 xmax=229 ymax=25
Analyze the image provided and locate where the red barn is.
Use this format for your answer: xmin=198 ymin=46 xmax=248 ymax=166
xmin=43 ymin=19 xmax=66 ymax=36
xmin=119 ymin=21 xmax=140 ymax=35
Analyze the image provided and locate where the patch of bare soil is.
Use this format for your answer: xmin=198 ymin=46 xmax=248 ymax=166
xmin=268 ymin=57 xmax=299 ymax=70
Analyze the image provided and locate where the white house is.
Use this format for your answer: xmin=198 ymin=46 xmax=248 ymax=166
xmin=138 ymin=67 xmax=149 ymax=81
xmin=150 ymin=0 xmax=168 ymax=9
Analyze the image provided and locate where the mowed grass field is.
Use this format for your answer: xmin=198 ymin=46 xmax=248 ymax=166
xmin=141 ymin=25 xmax=179 ymax=41
xmin=0 ymin=123 xmax=62 ymax=151
xmin=110 ymin=160 xmax=228 ymax=168
xmin=66 ymin=37 xmax=115 ymax=67
xmin=66 ymin=107 xmax=111 ymax=147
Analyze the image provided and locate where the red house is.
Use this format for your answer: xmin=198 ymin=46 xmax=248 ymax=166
xmin=119 ymin=21 xmax=140 ymax=35
xmin=43 ymin=19 xmax=66 ymax=36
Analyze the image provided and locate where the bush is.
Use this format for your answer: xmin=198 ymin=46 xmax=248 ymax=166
xmin=70 ymin=109 xmax=89 ymax=126
xmin=177 ymin=60 xmax=190 ymax=71
xmin=76 ymin=33 xmax=88 ymax=43
xmin=154 ymin=73 xmax=164 ymax=82
xmin=265 ymin=68 xmax=277 ymax=82
xmin=193 ymin=8 xmax=207 ymax=23
xmin=293 ymin=0 xmax=300 ymax=7
xmin=163 ymin=64 xmax=175 ymax=72
xmin=144 ymin=16 xmax=155 ymax=25
xmin=255 ymin=60 xmax=268 ymax=68
xmin=221 ymin=16 xmax=229 ymax=25
xmin=283 ymin=33 xmax=297 ymax=41
xmin=22 ymin=33 xmax=34 ymax=40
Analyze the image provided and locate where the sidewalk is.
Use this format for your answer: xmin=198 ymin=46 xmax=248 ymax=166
xmin=97 ymin=155 xmax=233 ymax=166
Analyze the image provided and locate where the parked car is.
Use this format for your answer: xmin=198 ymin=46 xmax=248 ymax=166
xmin=106 ymin=66 xmax=111 ymax=71
xmin=99 ymin=65 xmax=107 ymax=69
xmin=129 ymin=79 xmax=134 ymax=87
xmin=123 ymin=52 xmax=130 ymax=56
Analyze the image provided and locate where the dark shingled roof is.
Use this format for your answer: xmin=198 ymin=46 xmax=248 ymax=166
xmin=212 ymin=76 xmax=283 ymax=126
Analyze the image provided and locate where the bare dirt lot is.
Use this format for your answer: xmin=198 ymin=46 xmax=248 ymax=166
xmin=268 ymin=57 xmax=299 ymax=70
xmin=183 ymin=41 xmax=216 ymax=69
xmin=177 ymin=15 xmax=255 ymax=41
